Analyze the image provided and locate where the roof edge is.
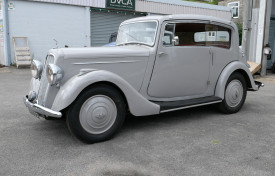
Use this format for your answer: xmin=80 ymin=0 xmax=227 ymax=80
xmin=146 ymin=0 xmax=231 ymax=12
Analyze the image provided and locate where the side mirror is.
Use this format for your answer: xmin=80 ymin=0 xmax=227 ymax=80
xmin=172 ymin=36 xmax=179 ymax=46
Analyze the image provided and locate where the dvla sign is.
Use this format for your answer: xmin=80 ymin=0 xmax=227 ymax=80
xmin=106 ymin=0 xmax=135 ymax=11
xmin=111 ymin=0 xmax=133 ymax=6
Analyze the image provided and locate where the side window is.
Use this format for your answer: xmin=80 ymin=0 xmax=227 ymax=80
xmin=174 ymin=23 xmax=206 ymax=46
xmin=205 ymin=24 xmax=231 ymax=49
xmin=162 ymin=23 xmax=231 ymax=49
xmin=163 ymin=24 xmax=175 ymax=46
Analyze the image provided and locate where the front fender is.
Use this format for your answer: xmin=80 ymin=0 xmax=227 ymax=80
xmin=215 ymin=61 xmax=258 ymax=99
xmin=51 ymin=70 xmax=160 ymax=116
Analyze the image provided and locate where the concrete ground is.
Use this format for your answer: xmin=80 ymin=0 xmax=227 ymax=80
xmin=0 ymin=67 xmax=274 ymax=176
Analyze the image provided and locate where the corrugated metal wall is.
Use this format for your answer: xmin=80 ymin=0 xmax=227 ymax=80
xmin=29 ymin=0 xmax=232 ymax=21
xmin=90 ymin=10 xmax=145 ymax=46
xmin=136 ymin=0 xmax=232 ymax=21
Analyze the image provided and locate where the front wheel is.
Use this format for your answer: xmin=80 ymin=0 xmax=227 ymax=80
xmin=218 ymin=73 xmax=247 ymax=114
xmin=66 ymin=85 xmax=126 ymax=143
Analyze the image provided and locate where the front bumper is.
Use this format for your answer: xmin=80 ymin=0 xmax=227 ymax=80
xmin=23 ymin=96 xmax=62 ymax=118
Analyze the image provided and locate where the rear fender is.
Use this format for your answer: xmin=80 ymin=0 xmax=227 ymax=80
xmin=215 ymin=61 xmax=258 ymax=99
xmin=51 ymin=70 xmax=160 ymax=116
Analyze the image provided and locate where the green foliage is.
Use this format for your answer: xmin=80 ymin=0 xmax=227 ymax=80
xmin=236 ymin=22 xmax=243 ymax=46
xmin=182 ymin=0 xmax=218 ymax=5
xmin=10 ymin=63 xmax=17 ymax=67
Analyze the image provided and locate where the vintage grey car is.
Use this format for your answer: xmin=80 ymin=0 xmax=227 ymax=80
xmin=24 ymin=15 xmax=263 ymax=143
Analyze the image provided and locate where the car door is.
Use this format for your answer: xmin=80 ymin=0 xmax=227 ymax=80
xmin=148 ymin=21 xmax=212 ymax=99
xmin=205 ymin=23 xmax=236 ymax=94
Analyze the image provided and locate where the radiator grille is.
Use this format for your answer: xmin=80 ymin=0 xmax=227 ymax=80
xmin=37 ymin=55 xmax=54 ymax=106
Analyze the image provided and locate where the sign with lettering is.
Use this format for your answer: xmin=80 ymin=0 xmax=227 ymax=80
xmin=106 ymin=0 xmax=135 ymax=11
xmin=8 ymin=2 xmax=15 ymax=11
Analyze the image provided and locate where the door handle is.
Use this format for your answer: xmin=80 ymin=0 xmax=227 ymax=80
xmin=209 ymin=49 xmax=213 ymax=65
xmin=211 ymin=51 xmax=214 ymax=65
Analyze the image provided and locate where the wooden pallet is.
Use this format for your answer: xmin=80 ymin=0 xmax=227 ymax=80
xmin=12 ymin=37 xmax=32 ymax=68
xmin=247 ymin=61 xmax=261 ymax=75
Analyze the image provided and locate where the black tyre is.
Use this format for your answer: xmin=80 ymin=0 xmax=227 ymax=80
xmin=218 ymin=72 xmax=247 ymax=114
xmin=66 ymin=85 xmax=126 ymax=143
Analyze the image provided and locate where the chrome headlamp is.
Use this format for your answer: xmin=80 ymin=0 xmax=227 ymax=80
xmin=46 ymin=64 xmax=64 ymax=86
xmin=31 ymin=60 xmax=43 ymax=79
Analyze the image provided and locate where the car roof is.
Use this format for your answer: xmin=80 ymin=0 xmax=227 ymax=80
xmin=121 ymin=14 xmax=235 ymax=28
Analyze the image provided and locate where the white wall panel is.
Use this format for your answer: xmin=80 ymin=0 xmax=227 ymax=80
xmin=8 ymin=0 xmax=90 ymax=63
xmin=31 ymin=0 xmax=105 ymax=8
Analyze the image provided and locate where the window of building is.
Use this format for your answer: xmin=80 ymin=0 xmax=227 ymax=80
xmin=228 ymin=1 xmax=239 ymax=18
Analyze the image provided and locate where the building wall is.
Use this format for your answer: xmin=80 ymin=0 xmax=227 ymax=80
xmin=272 ymin=0 xmax=275 ymax=16
xmin=29 ymin=0 xmax=232 ymax=21
xmin=0 ymin=0 xmax=4 ymax=65
xmin=32 ymin=0 xmax=105 ymax=8
xmin=137 ymin=0 xmax=232 ymax=21
xmin=219 ymin=0 xmax=244 ymax=24
xmin=8 ymin=0 xmax=90 ymax=63
xmin=269 ymin=0 xmax=275 ymax=67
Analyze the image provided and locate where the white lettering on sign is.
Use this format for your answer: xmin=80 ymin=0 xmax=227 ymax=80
xmin=127 ymin=0 xmax=133 ymax=6
xmin=110 ymin=0 xmax=133 ymax=6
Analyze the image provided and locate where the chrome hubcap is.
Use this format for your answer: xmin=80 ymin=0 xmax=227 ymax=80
xmin=80 ymin=95 xmax=117 ymax=134
xmin=225 ymin=80 xmax=243 ymax=108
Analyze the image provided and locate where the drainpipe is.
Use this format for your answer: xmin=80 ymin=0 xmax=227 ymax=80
xmin=241 ymin=0 xmax=252 ymax=59
xmin=3 ymin=0 xmax=10 ymax=66
xmin=260 ymin=0 xmax=272 ymax=76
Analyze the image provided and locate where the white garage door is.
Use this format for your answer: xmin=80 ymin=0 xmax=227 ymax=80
xmin=8 ymin=1 xmax=90 ymax=63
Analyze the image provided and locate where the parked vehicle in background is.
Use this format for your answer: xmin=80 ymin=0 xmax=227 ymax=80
xmin=103 ymin=42 xmax=116 ymax=47
xmin=24 ymin=15 xmax=263 ymax=143
xmin=103 ymin=32 xmax=117 ymax=47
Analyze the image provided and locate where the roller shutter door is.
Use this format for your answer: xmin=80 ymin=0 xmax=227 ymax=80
xmin=90 ymin=9 xmax=145 ymax=46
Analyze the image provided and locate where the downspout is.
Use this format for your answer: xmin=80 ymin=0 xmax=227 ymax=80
xmin=3 ymin=0 xmax=10 ymax=66
xmin=260 ymin=0 xmax=272 ymax=76
xmin=241 ymin=0 xmax=252 ymax=60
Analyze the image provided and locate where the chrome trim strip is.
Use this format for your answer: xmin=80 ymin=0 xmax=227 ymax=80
xmin=160 ymin=100 xmax=222 ymax=113
xmin=23 ymin=96 xmax=62 ymax=118
xmin=78 ymin=69 xmax=98 ymax=76
xmin=73 ymin=60 xmax=141 ymax=65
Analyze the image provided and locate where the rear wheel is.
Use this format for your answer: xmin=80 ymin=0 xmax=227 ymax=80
xmin=218 ymin=72 xmax=247 ymax=114
xmin=66 ymin=85 xmax=126 ymax=143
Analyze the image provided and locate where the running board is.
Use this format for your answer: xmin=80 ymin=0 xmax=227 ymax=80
xmin=151 ymin=96 xmax=222 ymax=113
